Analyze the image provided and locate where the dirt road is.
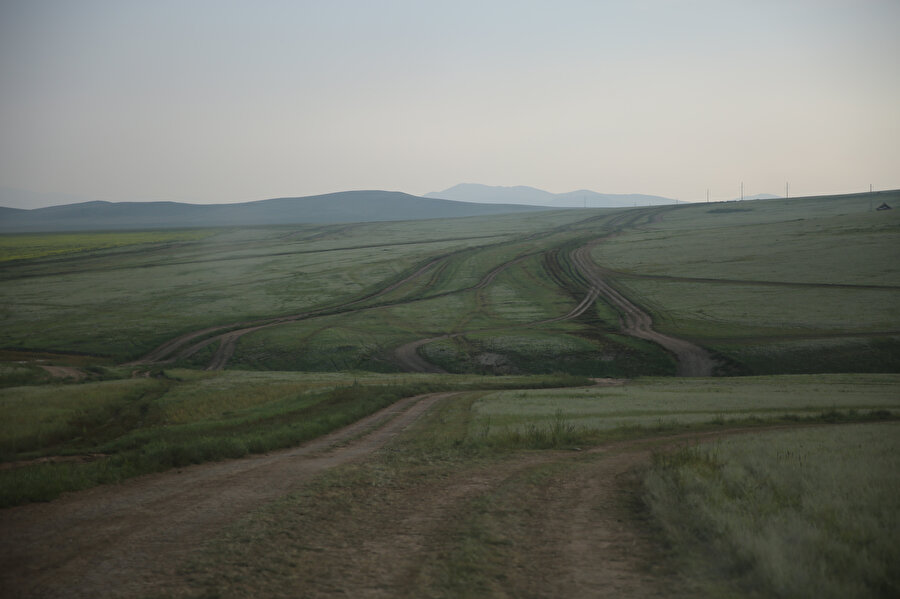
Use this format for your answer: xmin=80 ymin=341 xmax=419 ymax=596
xmin=0 ymin=392 xmax=455 ymax=599
xmin=1 ymin=379 xmax=813 ymax=598
xmin=128 ymin=255 xmax=449 ymax=369
xmin=395 ymin=238 xmax=714 ymax=377
xmin=571 ymin=241 xmax=715 ymax=376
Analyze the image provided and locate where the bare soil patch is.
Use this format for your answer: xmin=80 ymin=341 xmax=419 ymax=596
xmin=36 ymin=365 xmax=86 ymax=380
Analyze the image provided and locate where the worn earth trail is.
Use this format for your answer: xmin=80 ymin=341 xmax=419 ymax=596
xmin=570 ymin=241 xmax=715 ymax=376
xmin=0 ymin=392 xmax=454 ymax=599
xmin=396 ymin=237 xmax=715 ymax=377
xmin=1 ymin=378 xmax=795 ymax=598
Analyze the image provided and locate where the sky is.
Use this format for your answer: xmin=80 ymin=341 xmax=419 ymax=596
xmin=1 ymin=0 xmax=898 ymax=208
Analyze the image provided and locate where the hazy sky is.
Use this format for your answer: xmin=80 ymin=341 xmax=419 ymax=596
xmin=1 ymin=0 xmax=898 ymax=207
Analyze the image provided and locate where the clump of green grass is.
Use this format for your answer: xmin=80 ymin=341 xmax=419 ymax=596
xmin=643 ymin=423 xmax=900 ymax=598
xmin=487 ymin=409 xmax=589 ymax=449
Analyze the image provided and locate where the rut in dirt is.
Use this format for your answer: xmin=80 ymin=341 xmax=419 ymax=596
xmin=570 ymin=241 xmax=715 ymax=376
xmin=127 ymin=255 xmax=449 ymax=369
xmin=396 ymin=238 xmax=715 ymax=377
xmin=0 ymin=392 xmax=455 ymax=599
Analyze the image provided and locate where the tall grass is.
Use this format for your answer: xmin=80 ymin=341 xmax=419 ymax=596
xmin=643 ymin=423 xmax=900 ymax=598
xmin=471 ymin=374 xmax=900 ymax=438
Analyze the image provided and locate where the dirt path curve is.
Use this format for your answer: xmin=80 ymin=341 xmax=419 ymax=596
xmin=127 ymin=256 xmax=448 ymax=368
xmin=571 ymin=241 xmax=715 ymax=376
xmin=36 ymin=365 xmax=86 ymax=380
xmin=394 ymin=336 xmax=452 ymax=373
xmin=0 ymin=392 xmax=457 ymax=599
xmin=510 ymin=442 xmax=684 ymax=598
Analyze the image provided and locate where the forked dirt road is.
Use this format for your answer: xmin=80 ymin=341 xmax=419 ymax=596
xmin=0 ymin=392 xmax=455 ymax=598
xmin=1 ymin=386 xmax=814 ymax=598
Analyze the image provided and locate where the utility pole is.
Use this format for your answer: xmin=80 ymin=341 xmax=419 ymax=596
xmin=786 ymin=182 xmax=789 ymax=198
xmin=707 ymin=188 xmax=709 ymax=203
xmin=741 ymin=181 xmax=744 ymax=201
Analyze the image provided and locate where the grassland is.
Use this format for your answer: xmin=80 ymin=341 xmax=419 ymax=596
xmin=2 ymin=193 xmax=899 ymax=595
xmin=471 ymin=374 xmax=899 ymax=439
xmin=645 ymin=423 xmax=900 ymax=598
xmin=593 ymin=192 xmax=900 ymax=374
xmin=2 ymin=193 xmax=897 ymax=375
xmin=0 ymin=210 xmax=603 ymax=362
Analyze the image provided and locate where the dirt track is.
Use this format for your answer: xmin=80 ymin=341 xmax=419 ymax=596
xmin=132 ymin=209 xmax=689 ymax=373
xmin=395 ymin=239 xmax=715 ymax=377
xmin=571 ymin=241 xmax=715 ymax=376
xmin=129 ymin=255 xmax=448 ymax=369
xmin=2 ymin=380 xmax=798 ymax=597
xmin=395 ymin=205 xmax=716 ymax=377
xmin=0 ymin=392 xmax=455 ymax=599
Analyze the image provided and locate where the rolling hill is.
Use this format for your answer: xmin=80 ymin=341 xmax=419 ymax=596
xmin=0 ymin=190 xmax=554 ymax=232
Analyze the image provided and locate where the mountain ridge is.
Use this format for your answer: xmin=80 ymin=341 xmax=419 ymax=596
xmin=425 ymin=183 xmax=677 ymax=207
xmin=0 ymin=190 xmax=555 ymax=233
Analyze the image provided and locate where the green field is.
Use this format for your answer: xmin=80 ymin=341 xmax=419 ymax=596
xmin=2 ymin=194 xmax=898 ymax=376
xmin=645 ymin=423 xmax=900 ymax=598
xmin=472 ymin=374 xmax=900 ymax=440
xmin=2 ymin=193 xmax=899 ymax=596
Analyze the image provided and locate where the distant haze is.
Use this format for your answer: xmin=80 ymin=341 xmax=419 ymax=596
xmin=426 ymin=184 xmax=676 ymax=208
xmin=1 ymin=1 xmax=898 ymax=208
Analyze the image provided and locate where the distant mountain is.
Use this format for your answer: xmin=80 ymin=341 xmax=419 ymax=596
xmin=0 ymin=190 xmax=555 ymax=233
xmin=425 ymin=183 xmax=676 ymax=208
xmin=0 ymin=186 xmax=93 ymax=209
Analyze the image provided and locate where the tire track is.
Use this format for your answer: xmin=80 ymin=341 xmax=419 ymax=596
xmin=396 ymin=205 xmax=715 ymax=376
xmin=570 ymin=241 xmax=715 ymax=376
xmin=138 ymin=210 xmax=663 ymax=371
xmin=130 ymin=255 xmax=448 ymax=367
xmin=392 ymin=254 xmax=536 ymax=373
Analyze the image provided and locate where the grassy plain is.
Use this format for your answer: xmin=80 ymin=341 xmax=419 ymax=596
xmin=645 ymin=423 xmax=900 ymax=598
xmin=593 ymin=192 xmax=900 ymax=374
xmin=2 ymin=193 xmax=899 ymax=595
xmin=3 ymin=193 xmax=897 ymax=375
xmin=0 ymin=210 xmax=599 ymax=362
